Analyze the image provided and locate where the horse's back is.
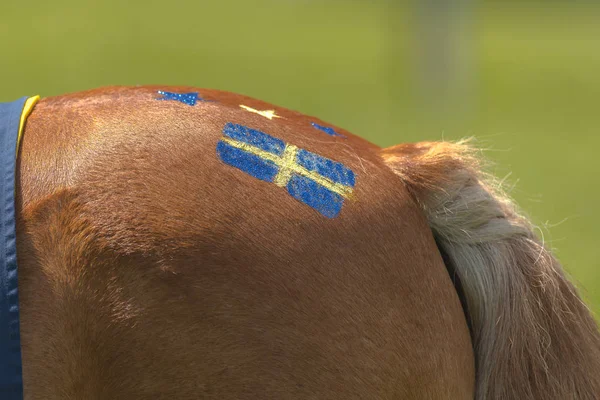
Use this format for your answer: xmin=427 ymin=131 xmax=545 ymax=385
xmin=15 ymin=87 xmax=474 ymax=399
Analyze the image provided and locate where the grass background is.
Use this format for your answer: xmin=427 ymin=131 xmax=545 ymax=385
xmin=2 ymin=0 xmax=599 ymax=314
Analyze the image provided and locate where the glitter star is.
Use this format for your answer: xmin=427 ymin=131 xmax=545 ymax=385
xmin=157 ymin=91 xmax=204 ymax=106
xmin=311 ymin=122 xmax=345 ymax=138
xmin=239 ymin=105 xmax=282 ymax=120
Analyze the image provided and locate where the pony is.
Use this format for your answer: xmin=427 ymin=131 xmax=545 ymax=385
xmin=9 ymin=86 xmax=600 ymax=399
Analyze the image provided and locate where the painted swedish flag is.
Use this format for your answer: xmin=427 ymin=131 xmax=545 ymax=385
xmin=216 ymin=123 xmax=355 ymax=218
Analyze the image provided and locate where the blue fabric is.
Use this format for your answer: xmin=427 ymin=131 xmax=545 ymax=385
xmin=222 ymin=123 xmax=286 ymax=156
xmin=0 ymin=97 xmax=27 ymax=399
xmin=216 ymin=141 xmax=280 ymax=183
xmin=295 ymin=149 xmax=356 ymax=187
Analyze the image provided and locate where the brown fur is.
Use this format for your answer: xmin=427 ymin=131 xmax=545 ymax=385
xmin=16 ymin=87 xmax=473 ymax=399
xmin=12 ymin=86 xmax=600 ymax=398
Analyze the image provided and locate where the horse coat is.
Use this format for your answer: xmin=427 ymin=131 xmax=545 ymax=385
xmin=2 ymin=87 xmax=600 ymax=399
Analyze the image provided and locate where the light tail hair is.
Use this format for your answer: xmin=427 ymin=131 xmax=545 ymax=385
xmin=381 ymin=141 xmax=600 ymax=399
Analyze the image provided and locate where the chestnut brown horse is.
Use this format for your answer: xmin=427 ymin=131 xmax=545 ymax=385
xmin=11 ymin=86 xmax=600 ymax=399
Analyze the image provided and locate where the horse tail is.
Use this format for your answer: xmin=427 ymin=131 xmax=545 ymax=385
xmin=381 ymin=140 xmax=600 ymax=399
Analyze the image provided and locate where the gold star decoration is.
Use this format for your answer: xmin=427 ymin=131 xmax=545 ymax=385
xmin=239 ymin=105 xmax=282 ymax=120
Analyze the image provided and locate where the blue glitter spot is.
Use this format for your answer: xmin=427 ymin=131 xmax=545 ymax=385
xmin=295 ymin=149 xmax=355 ymax=187
xmin=217 ymin=141 xmax=279 ymax=182
xmin=223 ymin=123 xmax=286 ymax=156
xmin=311 ymin=122 xmax=345 ymax=137
xmin=287 ymin=175 xmax=344 ymax=218
xmin=157 ymin=91 xmax=207 ymax=106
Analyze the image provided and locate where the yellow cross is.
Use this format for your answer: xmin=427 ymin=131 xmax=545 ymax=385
xmin=219 ymin=137 xmax=353 ymax=198
xmin=239 ymin=105 xmax=282 ymax=120
xmin=273 ymin=145 xmax=298 ymax=187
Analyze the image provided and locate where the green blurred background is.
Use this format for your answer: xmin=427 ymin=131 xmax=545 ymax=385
xmin=2 ymin=0 xmax=598 ymax=314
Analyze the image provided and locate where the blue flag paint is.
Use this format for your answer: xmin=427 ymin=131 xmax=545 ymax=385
xmin=217 ymin=123 xmax=355 ymax=218
xmin=157 ymin=91 xmax=206 ymax=106
xmin=311 ymin=122 xmax=345 ymax=138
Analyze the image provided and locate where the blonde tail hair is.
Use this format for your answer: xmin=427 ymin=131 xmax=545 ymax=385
xmin=381 ymin=141 xmax=600 ymax=399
